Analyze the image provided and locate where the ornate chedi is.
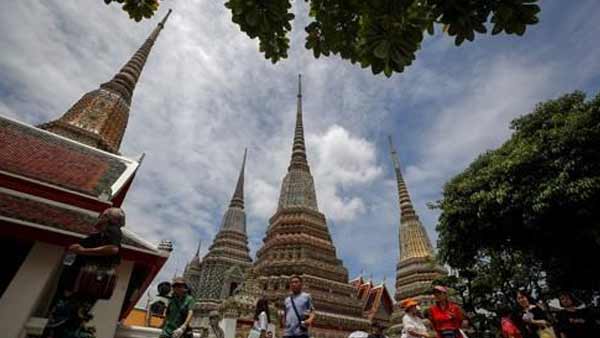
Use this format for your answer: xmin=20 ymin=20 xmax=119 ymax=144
xmin=253 ymin=75 xmax=369 ymax=338
xmin=39 ymin=10 xmax=172 ymax=154
xmin=387 ymin=136 xmax=447 ymax=332
xmin=184 ymin=150 xmax=253 ymax=316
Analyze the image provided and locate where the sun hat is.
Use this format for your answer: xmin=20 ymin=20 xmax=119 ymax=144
xmin=432 ymin=285 xmax=448 ymax=293
xmin=401 ymin=298 xmax=419 ymax=309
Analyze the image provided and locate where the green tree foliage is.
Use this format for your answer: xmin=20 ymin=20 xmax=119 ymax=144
xmin=434 ymin=250 xmax=547 ymax=336
xmin=435 ymin=91 xmax=600 ymax=296
xmin=103 ymin=0 xmax=159 ymax=22
xmin=103 ymin=0 xmax=540 ymax=77
xmin=225 ymin=0 xmax=540 ymax=77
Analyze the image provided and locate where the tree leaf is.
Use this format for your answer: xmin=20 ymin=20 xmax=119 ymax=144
xmin=373 ymin=40 xmax=390 ymax=59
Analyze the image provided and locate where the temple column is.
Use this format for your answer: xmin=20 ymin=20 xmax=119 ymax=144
xmin=0 ymin=241 xmax=63 ymax=338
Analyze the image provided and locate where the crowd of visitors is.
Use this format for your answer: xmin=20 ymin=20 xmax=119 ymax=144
xmin=39 ymin=208 xmax=598 ymax=338
xmin=395 ymin=286 xmax=599 ymax=338
xmin=499 ymin=290 xmax=599 ymax=338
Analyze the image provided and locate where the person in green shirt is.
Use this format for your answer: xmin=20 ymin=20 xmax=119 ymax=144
xmin=161 ymin=277 xmax=195 ymax=338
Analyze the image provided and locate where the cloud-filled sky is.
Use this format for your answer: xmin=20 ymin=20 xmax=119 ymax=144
xmin=2 ymin=1 xmax=600 ymax=297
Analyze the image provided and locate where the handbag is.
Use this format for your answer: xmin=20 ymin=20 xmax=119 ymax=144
xmin=440 ymin=330 xmax=461 ymax=338
xmin=73 ymin=264 xmax=117 ymax=300
xmin=537 ymin=327 xmax=557 ymax=338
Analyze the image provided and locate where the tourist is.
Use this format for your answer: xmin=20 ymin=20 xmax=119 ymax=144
xmin=426 ymin=285 xmax=464 ymax=338
xmin=42 ymin=207 xmax=125 ymax=338
xmin=160 ymin=277 xmax=195 ymax=338
xmin=500 ymin=306 xmax=524 ymax=338
xmin=253 ymin=297 xmax=271 ymax=338
xmin=400 ymin=298 xmax=429 ymax=338
xmin=368 ymin=322 xmax=388 ymax=338
xmin=556 ymin=291 xmax=599 ymax=338
xmin=205 ymin=310 xmax=225 ymax=338
xmin=283 ymin=275 xmax=315 ymax=338
xmin=516 ymin=290 xmax=555 ymax=338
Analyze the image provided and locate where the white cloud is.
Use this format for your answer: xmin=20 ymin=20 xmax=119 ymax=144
xmin=308 ymin=125 xmax=382 ymax=221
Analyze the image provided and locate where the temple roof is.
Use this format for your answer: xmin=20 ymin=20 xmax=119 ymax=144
xmin=0 ymin=190 xmax=164 ymax=255
xmin=277 ymin=74 xmax=319 ymax=211
xmin=0 ymin=115 xmax=139 ymax=200
xmin=364 ymin=283 xmax=394 ymax=319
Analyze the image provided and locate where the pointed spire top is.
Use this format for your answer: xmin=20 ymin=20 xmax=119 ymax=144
xmin=389 ymin=135 xmax=435 ymax=260
xmin=288 ymin=74 xmax=309 ymax=172
xmin=229 ymin=148 xmax=247 ymax=209
xmin=159 ymin=9 xmax=173 ymax=28
xmin=195 ymin=240 xmax=202 ymax=257
xmin=39 ymin=9 xmax=171 ymax=154
xmin=388 ymin=136 xmax=417 ymax=221
xmin=99 ymin=8 xmax=172 ymax=104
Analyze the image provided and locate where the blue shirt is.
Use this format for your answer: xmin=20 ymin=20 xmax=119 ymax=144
xmin=283 ymin=292 xmax=314 ymax=337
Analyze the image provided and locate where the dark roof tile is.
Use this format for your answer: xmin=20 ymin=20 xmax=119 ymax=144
xmin=0 ymin=116 xmax=129 ymax=197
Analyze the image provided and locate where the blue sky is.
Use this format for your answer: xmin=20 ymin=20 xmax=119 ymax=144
xmin=2 ymin=0 xmax=600 ymax=296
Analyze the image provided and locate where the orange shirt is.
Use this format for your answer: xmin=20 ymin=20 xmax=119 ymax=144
xmin=428 ymin=302 xmax=464 ymax=337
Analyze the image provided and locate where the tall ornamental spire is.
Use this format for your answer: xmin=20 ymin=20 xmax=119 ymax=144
xmin=277 ymin=74 xmax=318 ymax=210
xmin=289 ymin=74 xmax=309 ymax=172
xmin=254 ymin=75 xmax=367 ymax=333
xmin=185 ymin=149 xmax=252 ymax=301
xmin=388 ymin=136 xmax=434 ymax=260
xmin=100 ymin=9 xmax=172 ymax=103
xmin=195 ymin=240 xmax=202 ymax=258
xmin=229 ymin=148 xmax=247 ymax=209
xmin=39 ymin=9 xmax=172 ymax=154
xmin=388 ymin=136 xmax=447 ymax=326
xmin=219 ymin=149 xmax=248 ymax=233
xmin=388 ymin=136 xmax=418 ymax=222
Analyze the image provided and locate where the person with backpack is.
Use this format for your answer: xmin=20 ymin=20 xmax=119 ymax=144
xmin=42 ymin=207 xmax=125 ymax=338
xmin=282 ymin=275 xmax=315 ymax=338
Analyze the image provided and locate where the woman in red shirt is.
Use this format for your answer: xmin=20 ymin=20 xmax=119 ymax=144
xmin=500 ymin=306 xmax=524 ymax=338
xmin=427 ymin=285 xmax=465 ymax=338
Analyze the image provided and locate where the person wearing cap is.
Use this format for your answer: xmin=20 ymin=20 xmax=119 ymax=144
xmin=426 ymin=285 xmax=464 ymax=338
xmin=161 ymin=277 xmax=195 ymax=338
xmin=401 ymin=298 xmax=430 ymax=338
